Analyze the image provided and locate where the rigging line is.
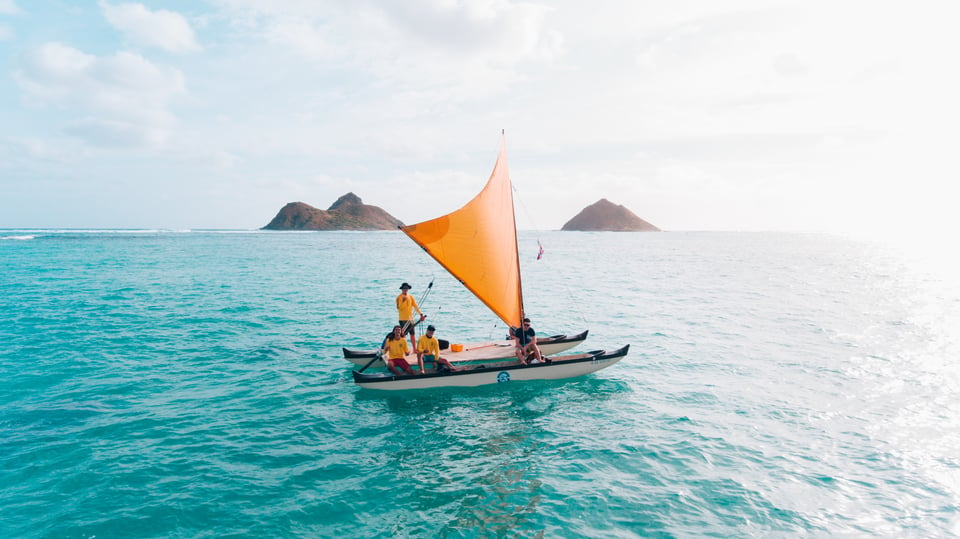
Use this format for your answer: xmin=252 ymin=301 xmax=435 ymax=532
xmin=511 ymin=185 xmax=589 ymax=329
xmin=511 ymin=182 xmax=548 ymax=270
xmin=566 ymin=279 xmax=589 ymax=328
xmin=506 ymin=143 xmax=587 ymax=330
xmin=511 ymin=182 xmax=545 ymax=240
xmin=487 ymin=321 xmax=506 ymax=341
xmin=416 ymin=279 xmax=434 ymax=336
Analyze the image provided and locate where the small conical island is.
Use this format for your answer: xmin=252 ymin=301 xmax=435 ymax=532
xmin=261 ymin=193 xmax=403 ymax=230
xmin=561 ymin=199 xmax=660 ymax=231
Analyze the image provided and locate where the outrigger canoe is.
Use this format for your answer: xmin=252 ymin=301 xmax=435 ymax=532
xmin=353 ymin=345 xmax=629 ymax=390
xmin=343 ymin=330 xmax=589 ymax=366
xmin=351 ymin=133 xmax=627 ymax=389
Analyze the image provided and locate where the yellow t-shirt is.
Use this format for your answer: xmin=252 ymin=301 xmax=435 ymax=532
xmin=396 ymin=293 xmax=421 ymax=320
xmin=383 ymin=338 xmax=409 ymax=360
xmin=417 ymin=334 xmax=440 ymax=357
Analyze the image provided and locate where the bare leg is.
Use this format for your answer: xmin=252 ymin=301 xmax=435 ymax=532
xmin=516 ymin=348 xmax=527 ymax=365
xmin=437 ymin=356 xmax=458 ymax=371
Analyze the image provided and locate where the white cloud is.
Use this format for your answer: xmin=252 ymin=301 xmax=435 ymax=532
xmin=100 ymin=1 xmax=200 ymax=53
xmin=214 ymin=0 xmax=559 ymax=99
xmin=375 ymin=0 xmax=561 ymax=61
xmin=263 ymin=20 xmax=332 ymax=58
xmin=4 ymin=0 xmax=960 ymax=231
xmin=14 ymin=42 xmax=186 ymax=148
xmin=15 ymin=43 xmax=97 ymax=101
xmin=190 ymin=1 xmax=960 ymax=232
xmin=0 ymin=0 xmax=21 ymax=15
xmin=0 ymin=23 xmax=13 ymax=40
xmin=64 ymin=117 xmax=170 ymax=148
xmin=0 ymin=136 xmax=55 ymax=161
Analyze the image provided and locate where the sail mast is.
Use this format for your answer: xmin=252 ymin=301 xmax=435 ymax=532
xmin=504 ymin=131 xmax=525 ymax=324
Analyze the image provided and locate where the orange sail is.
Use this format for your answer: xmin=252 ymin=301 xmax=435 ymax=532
xmin=401 ymin=136 xmax=524 ymax=329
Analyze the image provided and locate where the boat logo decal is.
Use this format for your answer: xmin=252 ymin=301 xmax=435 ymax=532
xmin=497 ymin=371 xmax=510 ymax=383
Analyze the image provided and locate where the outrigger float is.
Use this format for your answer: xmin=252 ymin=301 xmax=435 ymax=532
xmin=343 ymin=330 xmax=589 ymax=366
xmin=352 ymin=133 xmax=628 ymax=389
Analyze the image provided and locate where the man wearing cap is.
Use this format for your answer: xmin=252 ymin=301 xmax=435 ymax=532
xmin=417 ymin=325 xmax=459 ymax=373
xmin=396 ymin=282 xmax=425 ymax=352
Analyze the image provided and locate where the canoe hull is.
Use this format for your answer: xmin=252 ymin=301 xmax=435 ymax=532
xmin=352 ymin=345 xmax=628 ymax=390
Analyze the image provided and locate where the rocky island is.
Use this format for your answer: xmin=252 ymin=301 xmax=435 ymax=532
xmin=561 ymin=199 xmax=660 ymax=231
xmin=261 ymin=193 xmax=403 ymax=230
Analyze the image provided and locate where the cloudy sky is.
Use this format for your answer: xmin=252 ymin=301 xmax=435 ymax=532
xmin=1 ymin=0 xmax=958 ymax=234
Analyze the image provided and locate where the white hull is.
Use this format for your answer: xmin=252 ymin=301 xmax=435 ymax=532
xmin=353 ymin=346 xmax=628 ymax=390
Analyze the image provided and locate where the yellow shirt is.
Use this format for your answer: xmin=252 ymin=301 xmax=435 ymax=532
xmin=383 ymin=338 xmax=409 ymax=360
xmin=417 ymin=334 xmax=440 ymax=357
xmin=396 ymin=293 xmax=421 ymax=320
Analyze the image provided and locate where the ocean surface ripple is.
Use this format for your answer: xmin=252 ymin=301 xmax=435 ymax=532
xmin=2 ymin=230 xmax=958 ymax=537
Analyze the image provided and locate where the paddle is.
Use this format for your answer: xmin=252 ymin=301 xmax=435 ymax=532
xmin=357 ymin=349 xmax=383 ymax=373
xmin=400 ymin=313 xmax=427 ymax=334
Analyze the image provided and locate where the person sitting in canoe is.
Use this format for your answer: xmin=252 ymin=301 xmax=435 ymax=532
xmin=512 ymin=317 xmax=543 ymax=366
xmin=383 ymin=325 xmax=416 ymax=376
xmin=417 ymin=325 xmax=459 ymax=373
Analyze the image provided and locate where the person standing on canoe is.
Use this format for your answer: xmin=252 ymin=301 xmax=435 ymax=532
xmin=417 ymin=325 xmax=459 ymax=373
xmin=383 ymin=325 xmax=416 ymax=376
xmin=512 ymin=317 xmax=543 ymax=366
xmin=396 ymin=282 xmax=425 ymax=351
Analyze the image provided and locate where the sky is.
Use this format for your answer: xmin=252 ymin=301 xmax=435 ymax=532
xmin=1 ymin=0 xmax=959 ymax=235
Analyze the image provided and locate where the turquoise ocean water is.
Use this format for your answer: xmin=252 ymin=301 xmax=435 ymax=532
xmin=2 ymin=230 xmax=959 ymax=537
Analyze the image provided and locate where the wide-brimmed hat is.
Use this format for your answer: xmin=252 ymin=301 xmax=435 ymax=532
xmin=399 ymin=282 xmax=412 ymax=290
